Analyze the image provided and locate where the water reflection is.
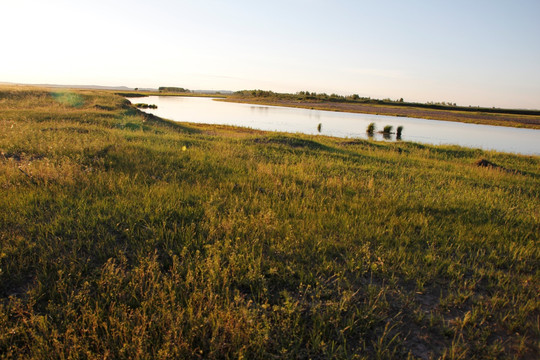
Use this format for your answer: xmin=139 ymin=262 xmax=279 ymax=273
xmin=127 ymin=96 xmax=540 ymax=156
xmin=250 ymin=106 xmax=269 ymax=113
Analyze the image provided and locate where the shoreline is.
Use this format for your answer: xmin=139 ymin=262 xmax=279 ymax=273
xmin=218 ymin=97 xmax=540 ymax=130
xmin=125 ymin=95 xmax=539 ymax=156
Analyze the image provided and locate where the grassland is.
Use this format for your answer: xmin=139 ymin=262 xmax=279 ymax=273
xmin=222 ymin=93 xmax=540 ymax=129
xmin=0 ymin=86 xmax=539 ymax=359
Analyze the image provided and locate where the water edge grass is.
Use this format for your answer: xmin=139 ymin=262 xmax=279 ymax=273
xmin=0 ymin=86 xmax=539 ymax=359
xmin=366 ymin=122 xmax=376 ymax=136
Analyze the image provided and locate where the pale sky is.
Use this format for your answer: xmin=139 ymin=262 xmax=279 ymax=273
xmin=2 ymin=0 xmax=540 ymax=109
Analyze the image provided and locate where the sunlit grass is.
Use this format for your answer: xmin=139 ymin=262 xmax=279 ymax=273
xmin=0 ymin=85 xmax=539 ymax=359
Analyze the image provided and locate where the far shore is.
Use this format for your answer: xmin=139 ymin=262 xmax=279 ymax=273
xmin=218 ymin=97 xmax=540 ymax=129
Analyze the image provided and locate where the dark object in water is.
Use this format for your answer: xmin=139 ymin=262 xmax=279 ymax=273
xmin=396 ymin=126 xmax=403 ymax=140
xmin=317 ymin=123 xmax=322 ymax=132
xmin=366 ymin=122 xmax=376 ymax=136
xmin=134 ymin=103 xmax=158 ymax=109
xmin=382 ymin=125 xmax=393 ymax=134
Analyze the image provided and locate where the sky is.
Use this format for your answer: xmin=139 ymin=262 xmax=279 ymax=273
xmin=2 ymin=0 xmax=540 ymax=109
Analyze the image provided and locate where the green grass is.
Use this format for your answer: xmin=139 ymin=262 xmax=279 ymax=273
xmin=1 ymin=86 xmax=539 ymax=359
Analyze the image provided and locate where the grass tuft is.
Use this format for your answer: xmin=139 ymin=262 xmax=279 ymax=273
xmin=366 ymin=122 xmax=376 ymax=136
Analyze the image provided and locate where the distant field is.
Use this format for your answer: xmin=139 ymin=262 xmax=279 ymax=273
xmin=1 ymin=86 xmax=538 ymax=359
xmin=115 ymin=90 xmax=227 ymax=98
xmin=222 ymin=96 xmax=540 ymax=129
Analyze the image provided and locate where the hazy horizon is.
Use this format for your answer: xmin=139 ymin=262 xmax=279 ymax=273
xmin=2 ymin=0 xmax=540 ymax=109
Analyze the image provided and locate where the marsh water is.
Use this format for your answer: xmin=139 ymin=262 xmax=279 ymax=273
xmin=127 ymin=96 xmax=539 ymax=156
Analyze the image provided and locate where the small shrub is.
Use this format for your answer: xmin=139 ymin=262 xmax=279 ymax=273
xmin=383 ymin=125 xmax=393 ymax=134
xmin=396 ymin=126 xmax=403 ymax=139
xmin=366 ymin=122 xmax=376 ymax=136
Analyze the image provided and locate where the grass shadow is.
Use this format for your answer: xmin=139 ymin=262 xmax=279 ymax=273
xmin=251 ymin=134 xmax=332 ymax=151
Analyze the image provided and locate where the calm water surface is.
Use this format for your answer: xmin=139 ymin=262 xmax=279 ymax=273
xmin=128 ymin=96 xmax=539 ymax=156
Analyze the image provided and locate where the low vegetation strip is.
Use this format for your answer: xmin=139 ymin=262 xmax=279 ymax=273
xmin=0 ymin=86 xmax=539 ymax=359
xmin=222 ymin=94 xmax=540 ymax=129
xmin=232 ymin=90 xmax=540 ymax=117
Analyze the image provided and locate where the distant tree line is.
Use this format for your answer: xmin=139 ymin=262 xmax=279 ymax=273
xmin=234 ymin=89 xmax=372 ymax=103
xmin=159 ymin=87 xmax=191 ymax=93
xmin=427 ymin=101 xmax=457 ymax=106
